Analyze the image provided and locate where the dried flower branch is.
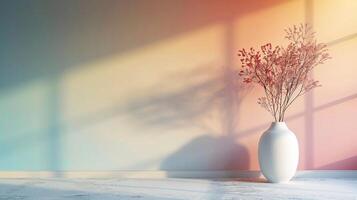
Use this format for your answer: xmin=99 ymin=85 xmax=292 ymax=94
xmin=237 ymin=24 xmax=331 ymax=122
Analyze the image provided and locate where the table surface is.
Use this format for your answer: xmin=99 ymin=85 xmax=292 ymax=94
xmin=0 ymin=177 xmax=356 ymax=200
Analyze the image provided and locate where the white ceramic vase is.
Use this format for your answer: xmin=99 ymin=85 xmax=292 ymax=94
xmin=258 ymin=122 xmax=299 ymax=183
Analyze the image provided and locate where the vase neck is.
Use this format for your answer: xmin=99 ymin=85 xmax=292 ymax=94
xmin=269 ymin=122 xmax=288 ymax=130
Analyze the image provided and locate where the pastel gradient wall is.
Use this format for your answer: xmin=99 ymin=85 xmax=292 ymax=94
xmin=0 ymin=0 xmax=356 ymax=171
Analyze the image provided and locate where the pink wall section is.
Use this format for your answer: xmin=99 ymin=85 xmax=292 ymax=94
xmin=0 ymin=0 xmax=356 ymax=171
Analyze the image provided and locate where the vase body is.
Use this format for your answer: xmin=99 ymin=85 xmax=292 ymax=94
xmin=258 ymin=122 xmax=299 ymax=183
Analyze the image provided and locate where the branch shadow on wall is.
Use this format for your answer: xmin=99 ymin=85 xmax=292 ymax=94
xmin=118 ymin=64 xmax=253 ymax=173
